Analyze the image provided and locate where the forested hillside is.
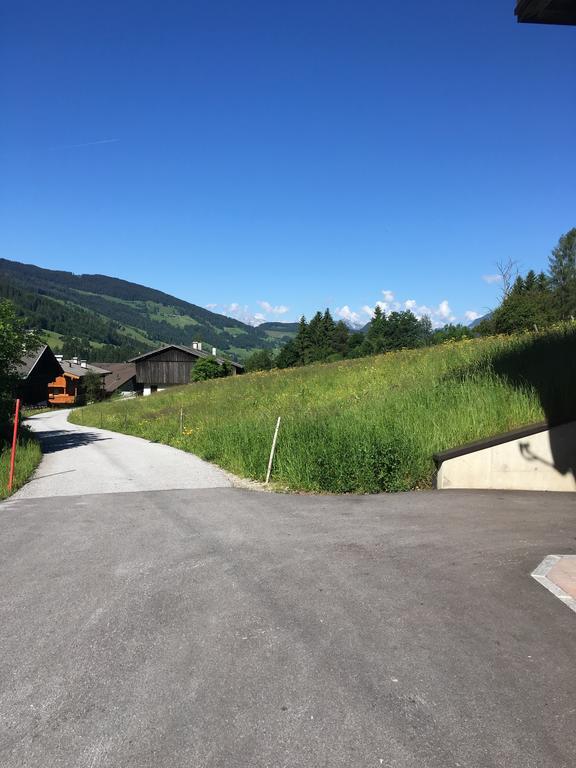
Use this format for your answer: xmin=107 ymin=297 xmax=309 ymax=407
xmin=0 ymin=258 xmax=297 ymax=361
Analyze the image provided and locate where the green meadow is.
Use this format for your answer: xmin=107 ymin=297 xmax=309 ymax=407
xmin=70 ymin=326 xmax=576 ymax=493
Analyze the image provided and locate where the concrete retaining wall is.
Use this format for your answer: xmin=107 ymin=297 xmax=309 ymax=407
xmin=435 ymin=421 xmax=576 ymax=492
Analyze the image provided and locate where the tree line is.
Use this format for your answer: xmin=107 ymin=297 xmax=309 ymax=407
xmin=247 ymin=227 xmax=576 ymax=372
xmin=477 ymin=228 xmax=576 ymax=335
xmin=245 ymin=308 xmax=472 ymax=371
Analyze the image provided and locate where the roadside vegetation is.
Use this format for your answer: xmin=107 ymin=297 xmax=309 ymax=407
xmin=70 ymin=326 xmax=576 ymax=493
xmin=0 ymin=298 xmax=43 ymax=498
xmin=0 ymin=427 xmax=42 ymax=499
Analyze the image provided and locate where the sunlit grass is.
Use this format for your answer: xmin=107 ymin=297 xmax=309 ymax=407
xmin=0 ymin=428 xmax=42 ymax=499
xmin=70 ymin=327 xmax=576 ymax=493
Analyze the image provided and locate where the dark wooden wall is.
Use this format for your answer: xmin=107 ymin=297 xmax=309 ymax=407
xmin=17 ymin=348 xmax=63 ymax=405
xmin=135 ymin=348 xmax=196 ymax=385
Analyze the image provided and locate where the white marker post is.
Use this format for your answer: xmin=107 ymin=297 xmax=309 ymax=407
xmin=265 ymin=417 xmax=281 ymax=485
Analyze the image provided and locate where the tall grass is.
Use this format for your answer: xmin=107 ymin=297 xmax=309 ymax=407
xmin=0 ymin=427 xmax=42 ymax=500
xmin=70 ymin=327 xmax=576 ymax=493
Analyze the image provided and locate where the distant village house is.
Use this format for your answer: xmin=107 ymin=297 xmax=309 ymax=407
xmin=130 ymin=342 xmax=244 ymax=396
xmin=47 ymin=356 xmax=110 ymax=405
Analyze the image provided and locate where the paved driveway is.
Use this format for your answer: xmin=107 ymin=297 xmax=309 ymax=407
xmin=1 ymin=415 xmax=575 ymax=766
xmin=17 ymin=409 xmax=231 ymax=498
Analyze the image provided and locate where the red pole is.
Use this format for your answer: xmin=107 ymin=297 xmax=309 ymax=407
xmin=7 ymin=398 xmax=21 ymax=493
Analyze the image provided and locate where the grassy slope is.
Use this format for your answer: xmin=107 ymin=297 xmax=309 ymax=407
xmin=70 ymin=327 xmax=576 ymax=493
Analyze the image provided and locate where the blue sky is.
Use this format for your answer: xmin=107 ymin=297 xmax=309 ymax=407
xmin=1 ymin=1 xmax=575 ymax=328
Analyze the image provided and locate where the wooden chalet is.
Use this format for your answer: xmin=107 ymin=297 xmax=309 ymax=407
xmin=16 ymin=345 xmax=63 ymax=405
xmin=48 ymin=357 xmax=110 ymax=405
xmin=515 ymin=0 xmax=576 ymax=24
xmin=129 ymin=343 xmax=244 ymax=395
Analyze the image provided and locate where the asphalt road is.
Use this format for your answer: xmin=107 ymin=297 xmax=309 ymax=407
xmin=1 ymin=416 xmax=576 ymax=766
xmin=17 ymin=410 xmax=231 ymax=498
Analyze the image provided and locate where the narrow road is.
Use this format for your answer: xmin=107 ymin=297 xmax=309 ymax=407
xmin=1 ymin=412 xmax=575 ymax=767
xmin=17 ymin=409 xmax=231 ymax=498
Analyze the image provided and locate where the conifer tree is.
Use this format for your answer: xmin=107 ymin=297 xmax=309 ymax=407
xmin=549 ymin=228 xmax=576 ymax=317
xmin=333 ymin=320 xmax=350 ymax=357
xmin=321 ymin=309 xmax=337 ymax=358
xmin=293 ymin=316 xmax=312 ymax=365
xmin=524 ymin=270 xmax=537 ymax=292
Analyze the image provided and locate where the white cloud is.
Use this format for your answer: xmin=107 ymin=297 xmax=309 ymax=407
xmin=336 ymin=305 xmax=363 ymax=327
xmin=465 ymin=310 xmax=481 ymax=322
xmin=341 ymin=291 xmax=461 ymax=329
xmin=204 ymin=300 xmax=290 ymax=326
xmin=437 ymin=300 xmax=451 ymax=319
xmin=482 ymin=274 xmax=502 ymax=284
xmin=257 ymin=300 xmax=289 ymax=315
xmin=361 ymin=300 xmax=391 ymax=319
xmin=221 ymin=303 xmax=267 ymax=326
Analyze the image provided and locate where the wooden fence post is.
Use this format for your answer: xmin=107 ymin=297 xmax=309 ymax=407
xmin=265 ymin=417 xmax=281 ymax=485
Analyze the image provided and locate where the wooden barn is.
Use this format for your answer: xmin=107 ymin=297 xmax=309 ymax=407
xmin=130 ymin=343 xmax=244 ymax=396
xmin=16 ymin=345 xmax=63 ymax=405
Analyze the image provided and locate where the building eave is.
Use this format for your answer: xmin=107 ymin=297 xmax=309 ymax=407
xmin=515 ymin=0 xmax=576 ymax=25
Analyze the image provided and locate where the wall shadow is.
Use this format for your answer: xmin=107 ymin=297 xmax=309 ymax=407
xmin=486 ymin=331 xmax=576 ymax=481
xmin=33 ymin=429 xmax=111 ymax=454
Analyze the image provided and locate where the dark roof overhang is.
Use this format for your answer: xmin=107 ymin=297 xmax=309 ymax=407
xmin=515 ymin=0 xmax=576 ymax=25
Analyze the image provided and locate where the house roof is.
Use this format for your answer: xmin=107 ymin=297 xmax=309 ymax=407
xmin=58 ymin=359 xmax=111 ymax=378
xmin=129 ymin=344 xmax=244 ymax=370
xmin=16 ymin=345 xmax=63 ymax=379
xmin=92 ymin=363 xmax=137 ymax=393
xmin=516 ymin=0 xmax=576 ymax=24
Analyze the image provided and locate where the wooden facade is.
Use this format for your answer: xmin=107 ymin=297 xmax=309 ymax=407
xmin=47 ymin=360 xmax=110 ymax=405
xmin=134 ymin=347 xmax=197 ymax=386
xmin=17 ymin=346 xmax=63 ymax=405
xmin=48 ymin=372 xmax=80 ymax=405
xmin=131 ymin=345 xmax=244 ymax=394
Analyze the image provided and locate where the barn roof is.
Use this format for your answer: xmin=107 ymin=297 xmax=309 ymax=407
xmin=129 ymin=344 xmax=244 ymax=370
xmin=91 ymin=363 xmax=137 ymax=393
xmin=16 ymin=345 xmax=63 ymax=379
xmin=515 ymin=0 xmax=576 ymax=24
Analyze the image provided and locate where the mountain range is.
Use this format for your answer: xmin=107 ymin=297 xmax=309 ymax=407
xmin=0 ymin=258 xmax=298 ymax=362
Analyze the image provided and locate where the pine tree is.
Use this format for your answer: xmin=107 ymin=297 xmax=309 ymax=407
xmin=524 ymin=270 xmax=537 ymax=292
xmin=306 ymin=312 xmax=325 ymax=363
xmin=321 ymin=309 xmax=337 ymax=358
xmin=537 ymin=272 xmax=548 ymax=292
xmin=293 ymin=316 xmax=313 ymax=365
xmin=549 ymin=228 xmax=576 ymax=317
xmin=333 ymin=321 xmax=350 ymax=357
xmin=364 ymin=305 xmax=387 ymax=353
xmin=512 ymin=276 xmax=525 ymax=295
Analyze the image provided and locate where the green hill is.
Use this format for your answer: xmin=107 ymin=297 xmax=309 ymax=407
xmin=71 ymin=326 xmax=576 ymax=493
xmin=0 ymin=258 xmax=298 ymax=361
